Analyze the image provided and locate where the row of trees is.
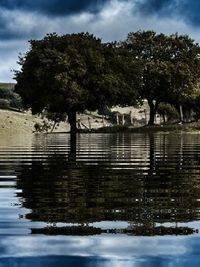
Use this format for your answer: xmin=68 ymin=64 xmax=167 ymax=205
xmin=14 ymin=31 xmax=200 ymax=132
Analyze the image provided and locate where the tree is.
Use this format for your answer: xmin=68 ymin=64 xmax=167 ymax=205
xmin=15 ymin=32 xmax=141 ymax=133
xmin=164 ymin=34 xmax=200 ymax=121
xmin=122 ymin=31 xmax=200 ymax=124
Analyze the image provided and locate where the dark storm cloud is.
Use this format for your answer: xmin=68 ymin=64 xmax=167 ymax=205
xmin=0 ymin=14 xmax=21 ymax=40
xmin=1 ymin=0 xmax=200 ymax=82
xmin=136 ymin=0 xmax=200 ymax=27
xmin=0 ymin=11 xmax=40 ymax=40
xmin=0 ymin=0 xmax=115 ymax=41
xmin=0 ymin=0 xmax=109 ymax=16
xmin=0 ymin=0 xmax=199 ymax=41
xmin=136 ymin=0 xmax=174 ymax=15
xmin=183 ymin=1 xmax=200 ymax=25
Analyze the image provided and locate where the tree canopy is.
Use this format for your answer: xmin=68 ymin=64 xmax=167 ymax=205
xmin=15 ymin=32 xmax=141 ymax=132
xmin=121 ymin=31 xmax=200 ymax=124
xmin=14 ymin=30 xmax=200 ymax=129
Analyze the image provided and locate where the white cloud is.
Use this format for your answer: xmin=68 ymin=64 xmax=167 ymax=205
xmin=0 ymin=41 xmax=28 ymax=82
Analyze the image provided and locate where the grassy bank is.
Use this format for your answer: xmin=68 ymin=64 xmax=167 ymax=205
xmin=78 ymin=121 xmax=200 ymax=133
xmin=1 ymin=108 xmax=200 ymax=135
xmin=0 ymin=109 xmax=68 ymax=134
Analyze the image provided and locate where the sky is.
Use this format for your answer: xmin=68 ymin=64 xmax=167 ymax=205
xmin=1 ymin=0 xmax=200 ymax=82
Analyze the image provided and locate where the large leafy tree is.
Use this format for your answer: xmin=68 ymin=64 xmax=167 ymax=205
xmin=166 ymin=34 xmax=200 ymax=121
xmin=15 ymin=32 xmax=141 ymax=133
xmin=122 ymin=31 xmax=200 ymax=124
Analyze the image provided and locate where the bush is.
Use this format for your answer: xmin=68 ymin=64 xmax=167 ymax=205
xmin=0 ymin=88 xmax=14 ymax=99
xmin=34 ymin=121 xmax=52 ymax=133
xmin=0 ymin=87 xmax=22 ymax=110
xmin=157 ymin=103 xmax=179 ymax=123
xmin=10 ymin=94 xmax=22 ymax=109
xmin=0 ymin=99 xmax=10 ymax=109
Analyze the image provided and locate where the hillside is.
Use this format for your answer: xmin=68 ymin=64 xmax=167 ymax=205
xmin=0 ymin=109 xmax=69 ymax=134
xmin=0 ymin=109 xmax=113 ymax=135
xmin=0 ymin=83 xmax=144 ymax=134
xmin=0 ymin=83 xmax=15 ymax=89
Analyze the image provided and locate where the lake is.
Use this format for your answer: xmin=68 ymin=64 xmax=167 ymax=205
xmin=1 ymin=132 xmax=200 ymax=266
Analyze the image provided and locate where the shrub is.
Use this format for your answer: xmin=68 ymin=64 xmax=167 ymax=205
xmin=157 ymin=103 xmax=179 ymax=123
xmin=0 ymin=87 xmax=22 ymax=110
xmin=10 ymin=94 xmax=22 ymax=109
xmin=0 ymin=99 xmax=10 ymax=109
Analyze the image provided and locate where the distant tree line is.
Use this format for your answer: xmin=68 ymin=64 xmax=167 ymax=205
xmin=14 ymin=31 xmax=200 ymax=132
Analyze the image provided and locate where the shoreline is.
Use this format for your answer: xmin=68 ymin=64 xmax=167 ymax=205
xmin=77 ymin=122 xmax=200 ymax=134
xmin=1 ymin=108 xmax=200 ymax=136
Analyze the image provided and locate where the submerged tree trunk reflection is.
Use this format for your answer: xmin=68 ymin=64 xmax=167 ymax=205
xmin=69 ymin=132 xmax=77 ymax=162
xmin=148 ymin=133 xmax=156 ymax=175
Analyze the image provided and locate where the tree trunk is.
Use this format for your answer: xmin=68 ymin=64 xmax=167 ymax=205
xmin=179 ymin=104 xmax=183 ymax=122
xmin=50 ymin=121 xmax=57 ymax=133
xmin=130 ymin=111 xmax=133 ymax=125
xmin=122 ymin=114 xmax=125 ymax=126
xmin=116 ymin=114 xmax=119 ymax=125
xmin=162 ymin=114 xmax=166 ymax=124
xmin=68 ymin=111 xmax=77 ymax=133
xmin=148 ymin=99 xmax=157 ymax=125
xmin=102 ymin=115 xmax=105 ymax=127
xmin=88 ymin=117 xmax=91 ymax=131
xmin=144 ymin=109 xmax=147 ymax=124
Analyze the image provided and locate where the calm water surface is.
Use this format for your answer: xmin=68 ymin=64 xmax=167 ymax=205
xmin=1 ymin=132 xmax=200 ymax=266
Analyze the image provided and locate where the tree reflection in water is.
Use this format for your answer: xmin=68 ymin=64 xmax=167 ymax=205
xmin=16 ymin=133 xmax=200 ymax=236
